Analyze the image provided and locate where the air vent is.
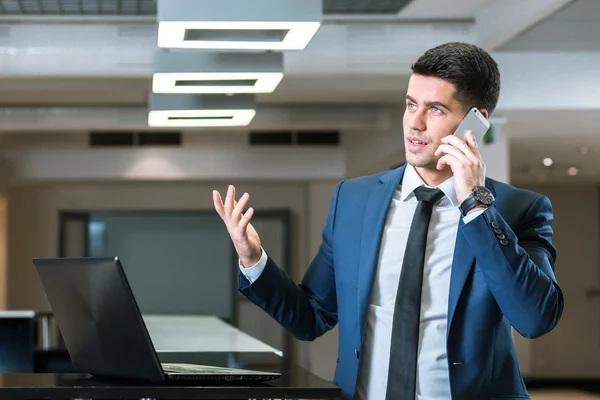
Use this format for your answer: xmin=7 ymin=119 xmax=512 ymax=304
xmin=297 ymin=131 xmax=339 ymax=146
xmin=138 ymin=132 xmax=182 ymax=146
xmin=90 ymin=131 xmax=182 ymax=147
xmin=250 ymin=131 xmax=293 ymax=145
xmin=90 ymin=132 xmax=134 ymax=147
xmin=249 ymin=130 xmax=339 ymax=146
xmin=324 ymin=0 xmax=414 ymax=14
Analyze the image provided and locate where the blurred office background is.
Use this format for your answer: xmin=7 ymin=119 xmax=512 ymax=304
xmin=0 ymin=0 xmax=598 ymax=395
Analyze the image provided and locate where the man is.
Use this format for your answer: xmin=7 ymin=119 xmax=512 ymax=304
xmin=213 ymin=42 xmax=563 ymax=400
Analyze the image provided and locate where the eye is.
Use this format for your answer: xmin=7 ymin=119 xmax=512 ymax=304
xmin=407 ymin=102 xmax=417 ymax=110
xmin=431 ymin=107 xmax=443 ymax=114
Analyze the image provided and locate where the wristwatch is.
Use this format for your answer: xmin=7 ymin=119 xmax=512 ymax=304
xmin=459 ymin=186 xmax=495 ymax=216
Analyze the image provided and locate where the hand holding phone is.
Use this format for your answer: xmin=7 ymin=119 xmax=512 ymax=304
xmin=453 ymin=107 xmax=490 ymax=143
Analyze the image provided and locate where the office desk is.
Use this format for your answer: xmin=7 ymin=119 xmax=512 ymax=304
xmin=143 ymin=315 xmax=282 ymax=355
xmin=35 ymin=315 xmax=285 ymax=373
xmin=1 ymin=352 xmax=341 ymax=399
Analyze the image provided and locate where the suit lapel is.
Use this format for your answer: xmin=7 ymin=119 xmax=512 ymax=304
xmin=357 ymin=165 xmax=405 ymax=339
xmin=447 ymin=178 xmax=496 ymax=333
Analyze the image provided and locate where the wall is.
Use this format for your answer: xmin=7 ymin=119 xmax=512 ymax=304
xmin=7 ymin=181 xmax=307 ymax=309
xmin=2 ymin=133 xmax=346 ymax=183
xmin=304 ymin=181 xmax=340 ymax=380
xmin=0 ymin=197 xmax=6 ymax=311
xmin=6 ymin=180 xmax=313 ymax=367
xmin=88 ymin=212 xmax=234 ymax=318
xmin=0 ymin=156 xmax=9 ymax=198
xmin=6 ymin=178 xmax=349 ymax=378
xmin=0 ymin=156 xmax=10 ymax=310
xmin=517 ymin=183 xmax=600 ymax=378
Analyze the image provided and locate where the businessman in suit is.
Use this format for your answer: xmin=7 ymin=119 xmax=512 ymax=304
xmin=213 ymin=42 xmax=563 ymax=400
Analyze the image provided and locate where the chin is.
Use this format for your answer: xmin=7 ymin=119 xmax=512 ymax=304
xmin=406 ymin=154 xmax=437 ymax=170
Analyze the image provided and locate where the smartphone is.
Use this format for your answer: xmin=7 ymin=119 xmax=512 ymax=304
xmin=453 ymin=107 xmax=490 ymax=143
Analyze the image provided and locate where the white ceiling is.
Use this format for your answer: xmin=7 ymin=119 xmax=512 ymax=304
xmin=0 ymin=0 xmax=415 ymax=16
xmin=0 ymin=0 xmax=599 ymax=183
xmin=396 ymin=0 xmax=488 ymax=20
xmin=498 ymin=0 xmax=600 ymax=51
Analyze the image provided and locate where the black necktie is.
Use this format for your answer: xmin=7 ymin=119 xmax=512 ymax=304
xmin=385 ymin=186 xmax=445 ymax=400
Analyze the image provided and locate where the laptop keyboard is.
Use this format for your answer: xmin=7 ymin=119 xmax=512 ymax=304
xmin=161 ymin=363 xmax=235 ymax=374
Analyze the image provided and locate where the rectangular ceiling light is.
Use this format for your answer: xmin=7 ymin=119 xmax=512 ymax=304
xmin=148 ymin=94 xmax=256 ymax=127
xmin=157 ymin=0 xmax=322 ymax=50
xmin=153 ymin=51 xmax=284 ymax=94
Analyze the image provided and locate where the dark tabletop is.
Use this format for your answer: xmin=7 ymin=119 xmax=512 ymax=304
xmin=1 ymin=351 xmax=341 ymax=399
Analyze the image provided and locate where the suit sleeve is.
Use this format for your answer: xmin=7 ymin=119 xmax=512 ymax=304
xmin=237 ymin=181 xmax=343 ymax=341
xmin=460 ymin=194 xmax=564 ymax=339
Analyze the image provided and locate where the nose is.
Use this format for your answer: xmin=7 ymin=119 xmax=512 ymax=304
xmin=407 ymin=110 xmax=426 ymax=132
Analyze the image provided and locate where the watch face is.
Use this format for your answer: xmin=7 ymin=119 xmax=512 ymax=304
xmin=474 ymin=187 xmax=494 ymax=205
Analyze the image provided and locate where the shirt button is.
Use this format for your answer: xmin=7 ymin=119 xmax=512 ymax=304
xmin=491 ymin=221 xmax=499 ymax=229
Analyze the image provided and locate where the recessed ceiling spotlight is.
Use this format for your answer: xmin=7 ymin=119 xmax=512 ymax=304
xmin=567 ymin=166 xmax=579 ymax=176
xmin=542 ymin=158 xmax=553 ymax=167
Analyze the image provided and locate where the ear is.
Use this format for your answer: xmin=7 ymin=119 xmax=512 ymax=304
xmin=479 ymin=108 xmax=489 ymax=119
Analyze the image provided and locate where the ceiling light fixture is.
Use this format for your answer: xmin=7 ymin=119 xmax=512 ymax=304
xmin=152 ymin=51 xmax=284 ymax=94
xmin=157 ymin=0 xmax=322 ymax=50
xmin=542 ymin=158 xmax=553 ymax=167
xmin=567 ymin=166 xmax=579 ymax=176
xmin=148 ymin=94 xmax=256 ymax=127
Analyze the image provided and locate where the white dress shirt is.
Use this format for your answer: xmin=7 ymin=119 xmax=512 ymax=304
xmin=240 ymin=164 xmax=484 ymax=400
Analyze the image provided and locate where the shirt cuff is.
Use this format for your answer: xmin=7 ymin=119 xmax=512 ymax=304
xmin=239 ymin=247 xmax=268 ymax=284
xmin=462 ymin=208 xmax=486 ymax=224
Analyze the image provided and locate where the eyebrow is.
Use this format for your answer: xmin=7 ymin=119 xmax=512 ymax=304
xmin=406 ymin=95 xmax=452 ymax=111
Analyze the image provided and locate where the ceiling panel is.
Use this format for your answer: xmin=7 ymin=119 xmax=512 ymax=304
xmin=398 ymin=0 xmax=489 ymax=20
xmin=0 ymin=0 xmax=157 ymax=15
xmin=0 ymin=0 xmax=414 ymax=15
xmin=324 ymin=0 xmax=413 ymax=14
xmin=499 ymin=0 xmax=600 ymax=51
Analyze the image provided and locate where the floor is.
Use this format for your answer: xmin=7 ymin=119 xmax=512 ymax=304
xmin=530 ymin=390 xmax=600 ymax=399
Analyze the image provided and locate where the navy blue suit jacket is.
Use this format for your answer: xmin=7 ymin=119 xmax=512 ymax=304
xmin=239 ymin=164 xmax=564 ymax=400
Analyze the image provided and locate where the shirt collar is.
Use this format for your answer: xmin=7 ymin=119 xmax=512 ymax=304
xmin=400 ymin=163 xmax=459 ymax=207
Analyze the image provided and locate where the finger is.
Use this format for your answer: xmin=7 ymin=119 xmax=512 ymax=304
xmin=434 ymin=144 xmax=469 ymax=161
xmin=436 ymin=154 xmax=456 ymax=170
xmin=442 ymin=133 xmax=479 ymax=163
xmin=231 ymin=193 xmax=249 ymax=223
xmin=213 ymin=191 xmax=225 ymax=218
xmin=467 ymin=131 xmax=482 ymax=158
xmin=238 ymin=207 xmax=254 ymax=231
xmin=224 ymin=185 xmax=235 ymax=215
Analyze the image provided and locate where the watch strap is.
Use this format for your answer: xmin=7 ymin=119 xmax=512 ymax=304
xmin=459 ymin=194 xmax=482 ymax=217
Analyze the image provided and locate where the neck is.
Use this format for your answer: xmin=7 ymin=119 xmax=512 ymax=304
xmin=413 ymin=165 xmax=452 ymax=187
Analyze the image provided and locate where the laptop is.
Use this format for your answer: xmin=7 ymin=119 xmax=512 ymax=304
xmin=33 ymin=257 xmax=280 ymax=384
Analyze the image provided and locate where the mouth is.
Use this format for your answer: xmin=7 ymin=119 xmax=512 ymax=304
xmin=406 ymin=136 xmax=428 ymax=149
xmin=405 ymin=136 xmax=429 ymax=154
xmin=406 ymin=135 xmax=428 ymax=145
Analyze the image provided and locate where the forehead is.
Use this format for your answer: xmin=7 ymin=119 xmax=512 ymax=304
xmin=406 ymin=74 xmax=457 ymax=102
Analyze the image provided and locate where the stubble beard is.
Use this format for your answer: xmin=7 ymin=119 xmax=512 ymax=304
xmin=406 ymin=151 xmax=439 ymax=171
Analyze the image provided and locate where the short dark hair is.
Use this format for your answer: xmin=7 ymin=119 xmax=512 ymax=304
xmin=411 ymin=42 xmax=501 ymax=115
